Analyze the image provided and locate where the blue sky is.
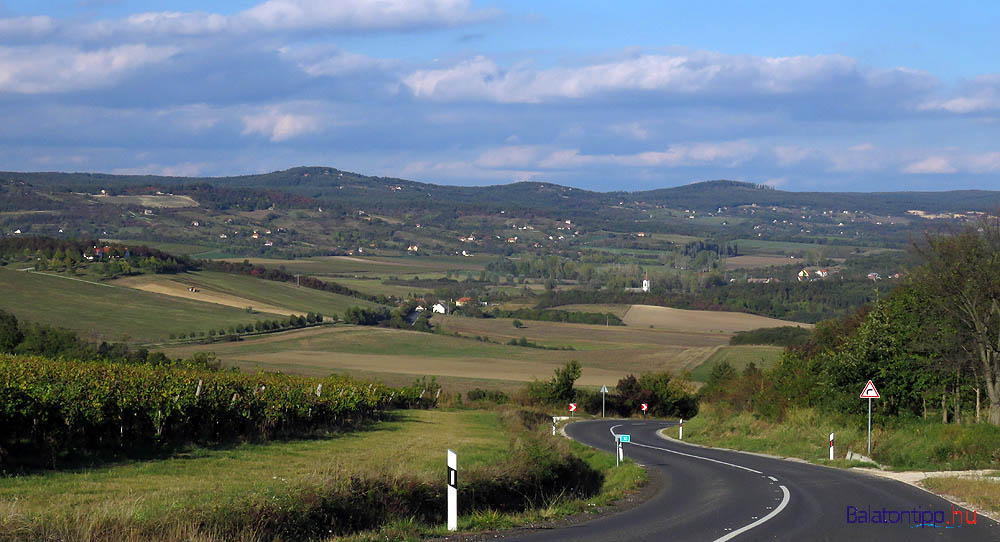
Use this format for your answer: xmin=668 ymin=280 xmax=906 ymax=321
xmin=1 ymin=1 xmax=999 ymax=192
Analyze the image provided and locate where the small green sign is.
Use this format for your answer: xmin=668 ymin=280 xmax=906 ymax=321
xmin=618 ymin=434 xmax=631 ymax=442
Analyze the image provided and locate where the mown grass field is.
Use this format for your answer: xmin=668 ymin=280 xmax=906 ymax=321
xmin=689 ymin=345 xmax=785 ymax=382
xmin=116 ymin=271 xmax=380 ymax=317
xmin=0 ymin=268 xmax=276 ymax=342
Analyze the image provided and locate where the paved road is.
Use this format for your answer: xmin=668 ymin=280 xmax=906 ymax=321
xmin=505 ymin=419 xmax=999 ymax=541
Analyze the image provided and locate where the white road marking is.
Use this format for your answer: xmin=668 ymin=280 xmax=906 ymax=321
xmin=713 ymin=485 xmax=790 ymax=542
xmin=608 ymin=424 xmax=792 ymax=542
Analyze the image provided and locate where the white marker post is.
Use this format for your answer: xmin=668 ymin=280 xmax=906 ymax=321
xmin=679 ymin=418 xmax=683 ymax=440
xmin=829 ymin=433 xmax=835 ymax=461
xmin=447 ymin=449 xmax=457 ymax=531
xmin=860 ymin=380 xmax=880 ymax=456
xmin=600 ymin=385 xmax=608 ymax=418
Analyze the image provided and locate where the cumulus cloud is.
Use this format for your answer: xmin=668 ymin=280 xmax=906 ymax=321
xmin=402 ymin=51 xmax=935 ymax=104
xmin=0 ymin=44 xmax=177 ymax=93
xmin=241 ymin=108 xmax=323 ymax=141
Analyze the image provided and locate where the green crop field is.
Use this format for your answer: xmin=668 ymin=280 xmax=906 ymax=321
xmin=689 ymin=345 xmax=784 ymax=382
xmin=0 ymin=268 xmax=280 ymax=343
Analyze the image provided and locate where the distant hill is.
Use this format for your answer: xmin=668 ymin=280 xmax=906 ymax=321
xmin=632 ymin=180 xmax=1000 ymax=214
xmin=3 ymin=168 xmax=999 ymax=216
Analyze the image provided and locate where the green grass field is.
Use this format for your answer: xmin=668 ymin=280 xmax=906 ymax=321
xmin=0 ymin=409 xmax=509 ymax=537
xmin=329 ymin=277 xmax=431 ymax=298
xmin=212 ymin=255 xmax=489 ymax=276
xmin=102 ymin=238 xmax=222 ymax=258
xmin=0 ymin=268 xmax=278 ymax=342
xmin=689 ymin=345 xmax=784 ymax=382
xmin=179 ymin=271 xmax=381 ymax=314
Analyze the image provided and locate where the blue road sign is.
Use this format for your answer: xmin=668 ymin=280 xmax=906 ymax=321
xmin=618 ymin=434 xmax=631 ymax=442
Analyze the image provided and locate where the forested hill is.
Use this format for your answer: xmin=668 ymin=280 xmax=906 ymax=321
xmin=3 ymin=168 xmax=999 ymax=216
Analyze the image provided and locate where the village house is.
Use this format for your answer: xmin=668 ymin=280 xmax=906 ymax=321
xmin=455 ymin=297 xmax=472 ymax=307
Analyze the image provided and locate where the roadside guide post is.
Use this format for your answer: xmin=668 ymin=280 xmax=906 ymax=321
xmin=600 ymin=385 xmax=608 ymax=418
xmin=447 ymin=449 xmax=457 ymax=531
xmin=616 ymin=434 xmax=630 ymax=466
xmin=679 ymin=418 xmax=683 ymax=440
xmin=860 ymin=380 xmax=880 ymax=456
xmin=829 ymin=433 xmax=835 ymax=461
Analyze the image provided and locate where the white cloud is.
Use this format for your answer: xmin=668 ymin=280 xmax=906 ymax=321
xmin=241 ymin=108 xmax=323 ymax=141
xmin=920 ymin=75 xmax=1000 ymax=113
xmin=0 ymin=15 xmax=55 ymax=39
xmin=243 ymin=0 xmax=497 ymax=32
xmin=773 ymin=145 xmax=819 ymax=166
xmin=903 ymin=156 xmax=957 ymax=174
xmin=56 ymin=0 xmax=496 ymax=41
xmin=0 ymin=44 xmax=177 ymax=93
xmin=474 ymin=145 xmax=544 ymax=168
xmin=403 ymin=51 xmax=934 ymax=104
xmin=610 ymin=122 xmax=649 ymax=141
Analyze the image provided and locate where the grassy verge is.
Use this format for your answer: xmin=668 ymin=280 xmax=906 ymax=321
xmin=341 ymin=419 xmax=647 ymax=542
xmin=683 ymin=403 xmax=1000 ymax=471
xmin=922 ymin=477 xmax=1000 ymax=518
xmin=0 ymin=408 xmax=646 ymax=542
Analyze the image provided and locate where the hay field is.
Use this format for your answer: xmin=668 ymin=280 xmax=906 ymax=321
xmin=114 ymin=276 xmax=292 ymax=316
xmin=113 ymin=272 xmax=377 ymax=317
xmin=622 ymin=305 xmax=811 ymax=333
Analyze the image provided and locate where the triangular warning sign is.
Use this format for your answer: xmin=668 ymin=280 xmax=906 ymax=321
xmin=860 ymin=380 xmax=880 ymax=399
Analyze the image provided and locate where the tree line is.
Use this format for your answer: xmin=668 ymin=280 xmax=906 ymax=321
xmin=702 ymin=220 xmax=1000 ymax=426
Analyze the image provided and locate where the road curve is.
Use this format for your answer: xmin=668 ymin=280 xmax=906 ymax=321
xmin=504 ymin=419 xmax=999 ymax=542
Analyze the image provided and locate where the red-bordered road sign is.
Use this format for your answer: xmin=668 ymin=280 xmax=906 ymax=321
xmin=860 ymin=380 xmax=880 ymax=399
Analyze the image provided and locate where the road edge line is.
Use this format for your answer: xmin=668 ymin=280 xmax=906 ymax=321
xmin=655 ymin=428 xmax=1000 ymax=526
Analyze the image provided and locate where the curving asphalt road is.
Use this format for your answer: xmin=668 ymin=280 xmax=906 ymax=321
xmin=505 ymin=419 xmax=1000 ymax=541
